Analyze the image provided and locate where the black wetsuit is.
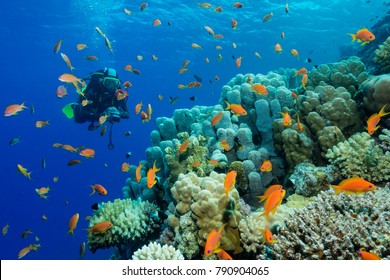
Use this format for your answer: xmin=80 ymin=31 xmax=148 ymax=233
xmin=73 ymin=76 xmax=129 ymax=124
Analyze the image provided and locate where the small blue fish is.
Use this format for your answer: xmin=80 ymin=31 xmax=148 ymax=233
xmin=9 ymin=136 xmax=22 ymax=145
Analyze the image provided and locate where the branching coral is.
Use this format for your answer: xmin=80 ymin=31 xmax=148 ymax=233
xmin=257 ymin=188 xmax=390 ymax=260
xmin=132 ymin=242 xmax=185 ymax=260
xmin=326 ymin=132 xmax=390 ymax=182
xmin=87 ymin=198 xmax=160 ymax=253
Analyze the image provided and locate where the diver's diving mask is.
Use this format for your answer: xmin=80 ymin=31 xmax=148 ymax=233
xmin=102 ymin=67 xmax=120 ymax=90
xmin=103 ymin=76 xmax=120 ymax=90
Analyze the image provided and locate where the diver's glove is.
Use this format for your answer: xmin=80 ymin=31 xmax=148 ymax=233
xmin=103 ymin=107 xmax=121 ymax=123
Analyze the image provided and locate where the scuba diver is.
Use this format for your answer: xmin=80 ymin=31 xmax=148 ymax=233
xmin=71 ymin=68 xmax=129 ymax=149
xmin=72 ymin=67 xmax=129 ymax=129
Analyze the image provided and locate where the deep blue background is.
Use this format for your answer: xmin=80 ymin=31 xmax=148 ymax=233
xmin=0 ymin=0 xmax=385 ymax=259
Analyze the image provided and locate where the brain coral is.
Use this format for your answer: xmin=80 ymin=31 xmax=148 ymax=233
xmin=87 ymin=198 xmax=160 ymax=253
xmin=132 ymin=242 xmax=184 ymax=260
xmin=325 ymin=132 xmax=390 ymax=182
xmin=258 ymin=188 xmax=390 ymax=260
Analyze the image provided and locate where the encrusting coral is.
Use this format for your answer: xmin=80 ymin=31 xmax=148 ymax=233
xmin=326 ymin=132 xmax=390 ymax=182
xmin=257 ymin=188 xmax=390 ymax=260
xmin=132 ymin=241 xmax=184 ymax=260
xmin=87 ymin=198 xmax=161 ymax=253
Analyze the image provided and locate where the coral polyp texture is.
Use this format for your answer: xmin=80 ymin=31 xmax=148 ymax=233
xmin=132 ymin=242 xmax=185 ymax=260
xmin=257 ymin=188 xmax=390 ymax=260
xmin=87 ymin=198 xmax=160 ymax=253
xmin=373 ymin=36 xmax=390 ymax=75
xmin=326 ymin=132 xmax=390 ymax=182
xmin=169 ymin=171 xmax=242 ymax=256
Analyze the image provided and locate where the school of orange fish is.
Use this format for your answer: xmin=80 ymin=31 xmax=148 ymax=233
xmin=2 ymin=1 xmax=383 ymax=260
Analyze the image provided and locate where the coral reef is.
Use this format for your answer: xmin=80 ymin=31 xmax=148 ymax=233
xmin=354 ymin=11 xmax=390 ymax=74
xmin=257 ymin=188 xmax=390 ymax=260
xmin=373 ymin=36 xmax=390 ymax=74
xmin=168 ymin=171 xmax=242 ymax=255
xmin=361 ymin=74 xmax=390 ymax=116
xmin=306 ymin=56 xmax=368 ymax=95
xmin=326 ymin=132 xmax=390 ymax=182
xmin=87 ymin=198 xmax=161 ymax=253
xmin=238 ymin=205 xmax=294 ymax=254
xmin=288 ymin=163 xmax=341 ymax=197
xmin=132 ymin=242 xmax=184 ymax=260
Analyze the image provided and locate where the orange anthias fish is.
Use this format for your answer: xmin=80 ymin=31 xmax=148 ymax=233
xmin=297 ymin=115 xmax=303 ymax=132
xmin=261 ymin=189 xmax=286 ymax=220
xmin=366 ymin=104 xmax=390 ymax=135
xmin=76 ymin=44 xmax=87 ymax=51
xmin=90 ymin=184 xmax=107 ymax=196
xmin=261 ymin=227 xmax=277 ymax=245
xmin=204 ymin=224 xmax=226 ymax=256
xmin=216 ymin=249 xmax=233 ymax=260
xmin=302 ymin=73 xmax=308 ymax=90
xmin=274 ymin=43 xmax=282 ymax=54
xmin=4 ymin=103 xmax=28 ymax=116
xmin=263 ymin=12 xmax=274 ymax=23
xmin=260 ymin=160 xmax=272 ymax=172
xmin=179 ymin=140 xmax=190 ymax=154
xmin=191 ymin=43 xmax=202 ymax=49
xmin=256 ymin=184 xmax=283 ymax=203
xmin=58 ymin=73 xmax=81 ymax=83
xmin=250 ymin=84 xmax=268 ymax=95
xmin=219 ymin=139 xmax=231 ymax=151
xmin=35 ymin=120 xmax=49 ymax=128
xmin=136 ymin=163 xmax=143 ymax=182
xmin=231 ymin=18 xmax=238 ymax=29
xmin=67 ymin=213 xmax=79 ymax=236
xmin=359 ymin=250 xmax=381 ymax=260
xmin=54 ymin=39 xmax=63 ymax=54
xmin=17 ymin=164 xmax=32 ymax=180
xmin=331 ymin=177 xmax=376 ymax=195
xmin=294 ymin=67 xmax=308 ymax=76
xmin=153 ymin=18 xmax=161 ymax=26
xmin=147 ymin=160 xmax=160 ymax=188
xmin=348 ymin=28 xmax=375 ymax=45
xmin=2 ymin=224 xmax=10 ymax=236
xmin=225 ymin=101 xmax=247 ymax=116
xmin=290 ymin=49 xmax=300 ymax=60
xmin=60 ymin=53 xmax=75 ymax=71
xmin=280 ymin=112 xmax=292 ymax=126
xmin=87 ymin=221 xmax=113 ymax=236
xmin=121 ymin=162 xmax=130 ymax=173
xmin=35 ymin=187 xmax=50 ymax=199
xmin=135 ymin=101 xmax=143 ymax=114
xmin=235 ymin=56 xmax=242 ymax=68
xmin=79 ymin=148 xmax=95 ymax=158
xmin=233 ymin=2 xmax=243 ymax=8
xmin=224 ymin=170 xmax=237 ymax=196
xmin=56 ymin=85 xmax=68 ymax=98
xmin=211 ymin=111 xmax=223 ymax=126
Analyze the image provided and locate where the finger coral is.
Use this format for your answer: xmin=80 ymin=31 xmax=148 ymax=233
xmin=258 ymin=188 xmax=390 ymax=260
xmin=87 ymin=198 xmax=160 ymax=253
xmin=132 ymin=241 xmax=184 ymax=260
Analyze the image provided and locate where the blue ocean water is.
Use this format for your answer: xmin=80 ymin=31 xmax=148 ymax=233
xmin=0 ymin=0 xmax=386 ymax=260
